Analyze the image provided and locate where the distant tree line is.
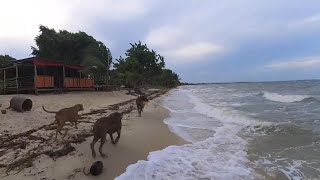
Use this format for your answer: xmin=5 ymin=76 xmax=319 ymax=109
xmin=0 ymin=25 xmax=180 ymax=88
xmin=0 ymin=55 xmax=16 ymax=69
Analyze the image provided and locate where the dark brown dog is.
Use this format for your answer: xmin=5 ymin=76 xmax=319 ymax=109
xmin=42 ymin=104 xmax=84 ymax=140
xmin=90 ymin=112 xmax=123 ymax=158
xmin=83 ymin=161 xmax=103 ymax=176
xmin=136 ymin=95 xmax=149 ymax=116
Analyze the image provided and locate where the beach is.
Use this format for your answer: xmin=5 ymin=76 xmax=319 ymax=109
xmin=0 ymin=89 xmax=185 ymax=180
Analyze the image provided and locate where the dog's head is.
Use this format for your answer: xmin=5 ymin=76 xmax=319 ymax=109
xmin=142 ymin=95 xmax=149 ymax=102
xmin=110 ymin=112 xmax=123 ymax=120
xmin=75 ymin=104 xmax=84 ymax=111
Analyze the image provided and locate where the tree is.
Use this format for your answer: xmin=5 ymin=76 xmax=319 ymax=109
xmin=113 ymin=41 xmax=180 ymax=88
xmin=0 ymin=55 xmax=16 ymax=69
xmin=124 ymin=41 xmax=165 ymax=76
xmin=31 ymin=25 xmax=112 ymax=80
xmin=159 ymin=69 xmax=181 ymax=88
xmin=113 ymin=41 xmax=165 ymax=87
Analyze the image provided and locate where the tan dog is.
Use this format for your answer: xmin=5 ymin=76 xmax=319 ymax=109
xmin=42 ymin=104 xmax=84 ymax=140
xmin=90 ymin=112 xmax=122 ymax=158
xmin=136 ymin=95 xmax=149 ymax=117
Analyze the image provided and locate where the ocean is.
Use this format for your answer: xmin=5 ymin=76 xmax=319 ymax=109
xmin=116 ymin=80 xmax=320 ymax=180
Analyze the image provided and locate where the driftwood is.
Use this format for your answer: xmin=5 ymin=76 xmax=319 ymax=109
xmin=0 ymin=89 xmax=169 ymax=173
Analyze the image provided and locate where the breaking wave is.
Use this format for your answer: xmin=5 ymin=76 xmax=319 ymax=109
xmin=261 ymin=92 xmax=314 ymax=103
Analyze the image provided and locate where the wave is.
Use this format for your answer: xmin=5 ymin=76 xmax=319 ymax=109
xmin=116 ymin=125 xmax=255 ymax=180
xmin=300 ymin=97 xmax=319 ymax=103
xmin=244 ymin=122 xmax=311 ymax=137
xmin=116 ymin=89 xmax=260 ymax=179
xmin=189 ymin=93 xmax=271 ymax=127
xmin=261 ymin=92 xmax=315 ymax=103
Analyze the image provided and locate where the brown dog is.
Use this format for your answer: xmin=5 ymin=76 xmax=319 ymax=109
xmin=90 ymin=112 xmax=122 ymax=158
xmin=42 ymin=104 xmax=84 ymax=140
xmin=136 ymin=95 xmax=149 ymax=117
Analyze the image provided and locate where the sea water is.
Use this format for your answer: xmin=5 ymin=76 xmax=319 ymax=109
xmin=117 ymin=80 xmax=320 ymax=180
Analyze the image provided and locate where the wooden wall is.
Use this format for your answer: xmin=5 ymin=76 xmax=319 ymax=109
xmin=36 ymin=75 xmax=54 ymax=88
xmin=64 ymin=77 xmax=94 ymax=88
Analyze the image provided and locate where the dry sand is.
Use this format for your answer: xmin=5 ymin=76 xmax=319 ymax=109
xmin=0 ymin=90 xmax=185 ymax=180
xmin=0 ymin=91 xmax=134 ymax=134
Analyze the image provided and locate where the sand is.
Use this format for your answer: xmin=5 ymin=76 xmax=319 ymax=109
xmin=0 ymin=90 xmax=185 ymax=180
xmin=0 ymin=91 xmax=134 ymax=134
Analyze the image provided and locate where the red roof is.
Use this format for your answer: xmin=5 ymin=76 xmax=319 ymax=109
xmin=18 ymin=57 xmax=85 ymax=70
xmin=33 ymin=58 xmax=84 ymax=70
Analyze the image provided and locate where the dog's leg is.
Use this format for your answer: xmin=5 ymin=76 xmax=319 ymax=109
xmin=138 ymin=106 xmax=142 ymax=117
xmin=62 ymin=128 xmax=68 ymax=139
xmin=137 ymin=104 xmax=142 ymax=117
xmin=55 ymin=124 xmax=63 ymax=141
xmin=109 ymin=133 xmax=115 ymax=144
xmin=74 ymin=121 xmax=78 ymax=129
xmin=99 ymin=135 xmax=107 ymax=157
xmin=90 ymin=136 xmax=99 ymax=158
xmin=114 ymin=130 xmax=121 ymax=144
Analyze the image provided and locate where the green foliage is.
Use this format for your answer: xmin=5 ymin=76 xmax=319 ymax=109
xmin=30 ymin=26 xmax=180 ymax=88
xmin=158 ymin=69 xmax=181 ymax=88
xmin=0 ymin=55 xmax=16 ymax=69
xmin=31 ymin=25 xmax=112 ymax=79
xmin=109 ymin=70 xmax=125 ymax=87
xmin=113 ymin=41 xmax=180 ymax=88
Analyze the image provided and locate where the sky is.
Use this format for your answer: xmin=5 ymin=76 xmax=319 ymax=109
xmin=1 ymin=0 xmax=320 ymax=83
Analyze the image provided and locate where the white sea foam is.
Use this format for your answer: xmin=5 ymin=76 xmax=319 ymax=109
xmin=262 ymin=92 xmax=310 ymax=103
xmin=255 ymin=155 xmax=308 ymax=179
xmin=116 ymin=124 xmax=254 ymax=180
xmin=116 ymin=88 xmax=259 ymax=180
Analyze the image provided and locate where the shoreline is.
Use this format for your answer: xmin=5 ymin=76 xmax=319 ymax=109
xmin=0 ymin=89 xmax=186 ymax=179
xmin=96 ymin=99 xmax=186 ymax=179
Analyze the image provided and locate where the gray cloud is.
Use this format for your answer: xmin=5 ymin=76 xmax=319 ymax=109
xmin=1 ymin=0 xmax=320 ymax=82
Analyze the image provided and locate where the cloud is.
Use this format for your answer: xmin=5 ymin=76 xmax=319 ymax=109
xmin=1 ymin=0 xmax=320 ymax=82
xmin=263 ymin=57 xmax=320 ymax=71
xmin=70 ymin=0 xmax=155 ymax=22
xmin=0 ymin=0 xmax=68 ymax=39
xmin=304 ymin=14 xmax=320 ymax=24
xmin=165 ymin=42 xmax=223 ymax=62
xmin=144 ymin=25 xmax=225 ymax=64
xmin=0 ymin=0 xmax=155 ymax=58
xmin=145 ymin=26 xmax=183 ymax=47
xmin=288 ymin=13 xmax=320 ymax=31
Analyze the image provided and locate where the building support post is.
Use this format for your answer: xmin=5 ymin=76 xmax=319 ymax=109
xmin=34 ymin=64 xmax=38 ymax=95
xmin=3 ymin=69 xmax=6 ymax=94
xmin=62 ymin=66 xmax=66 ymax=91
xmin=107 ymin=58 xmax=109 ymax=90
xmin=15 ymin=64 xmax=19 ymax=94
xmin=79 ymin=71 xmax=82 ymax=89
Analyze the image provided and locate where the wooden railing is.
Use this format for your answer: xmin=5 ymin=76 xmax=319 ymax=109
xmin=36 ymin=75 xmax=54 ymax=88
xmin=4 ymin=77 xmax=18 ymax=89
xmin=64 ymin=77 xmax=94 ymax=88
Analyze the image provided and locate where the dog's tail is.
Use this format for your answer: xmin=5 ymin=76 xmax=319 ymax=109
xmin=83 ymin=167 xmax=90 ymax=175
xmin=42 ymin=106 xmax=57 ymax=114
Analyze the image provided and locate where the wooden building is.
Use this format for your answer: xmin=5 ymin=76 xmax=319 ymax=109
xmin=0 ymin=57 xmax=94 ymax=94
